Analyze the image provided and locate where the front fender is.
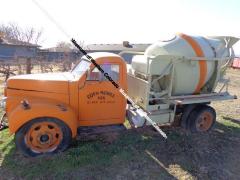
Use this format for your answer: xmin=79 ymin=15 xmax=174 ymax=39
xmin=8 ymin=102 xmax=78 ymax=137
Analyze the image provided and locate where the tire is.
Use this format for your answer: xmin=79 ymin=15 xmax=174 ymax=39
xmin=15 ymin=117 xmax=72 ymax=157
xmin=180 ymin=104 xmax=197 ymax=130
xmin=188 ymin=105 xmax=216 ymax=133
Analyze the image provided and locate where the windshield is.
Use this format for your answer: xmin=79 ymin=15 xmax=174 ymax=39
xmin=71 ymin=58 xmax=91 ymax=76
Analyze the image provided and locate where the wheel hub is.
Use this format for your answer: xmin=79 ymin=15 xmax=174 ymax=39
xmin=25 ymin=122 xmax=63 ymax=153
xmin=40 ymin=134 xmax=50 ymax=143
xmin=196 ymin=112 xmax=213 ymax=131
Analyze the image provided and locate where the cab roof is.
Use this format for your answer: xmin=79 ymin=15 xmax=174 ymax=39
xmin=83 ymin=52 xmax=121 ymax=60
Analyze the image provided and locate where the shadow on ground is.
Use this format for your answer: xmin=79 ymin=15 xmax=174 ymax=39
xmin=223 ymin=116 xmax=240 ymax=125
xmin=1 ymin=119 xmax=240 ymax=180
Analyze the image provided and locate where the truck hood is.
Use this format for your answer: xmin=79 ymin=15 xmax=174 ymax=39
xmin=7 ymin=72 xmax=74 ymax=94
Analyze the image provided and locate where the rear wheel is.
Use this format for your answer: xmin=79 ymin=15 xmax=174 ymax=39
xmin=188 ymin=105 xmax=216 ymax=132
xmin=15 ymin=117 xmax=72 ymax=157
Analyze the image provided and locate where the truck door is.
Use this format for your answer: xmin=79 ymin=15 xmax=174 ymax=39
xmin=78 ymin=62 xmax=126 ymax=126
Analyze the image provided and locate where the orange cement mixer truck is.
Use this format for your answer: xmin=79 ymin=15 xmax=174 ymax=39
xmin=0 ymin=34 xmax=238 ymax=156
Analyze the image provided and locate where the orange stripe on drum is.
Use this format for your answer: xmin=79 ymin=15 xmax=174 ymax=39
xmin=179 ymin=33 xmax=207 ymax=94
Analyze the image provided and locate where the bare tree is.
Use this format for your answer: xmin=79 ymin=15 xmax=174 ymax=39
xmin=56 ymin=40 xmax=89 ymax=51
xmin=55 ymin=41 xmax=74 ymax=52
xmin=34 ymin=29 xmax=43 ymax=44
xmin=0 ymin=22 xmax=43 ymax=44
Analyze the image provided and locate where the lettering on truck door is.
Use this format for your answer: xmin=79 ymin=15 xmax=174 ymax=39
xmin=78 ymin=63 xmax=125 ymax=125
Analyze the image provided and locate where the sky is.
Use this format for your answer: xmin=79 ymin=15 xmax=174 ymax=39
xmin=0 ymin=0 xmax=240 ymax=54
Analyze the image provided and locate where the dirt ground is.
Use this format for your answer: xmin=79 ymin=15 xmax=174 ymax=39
xmin=0 ymin=68 xmax=239 ymax=180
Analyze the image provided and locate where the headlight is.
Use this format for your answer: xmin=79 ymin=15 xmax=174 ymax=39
xmin=0 ymin=97 xmax=7 ymax=110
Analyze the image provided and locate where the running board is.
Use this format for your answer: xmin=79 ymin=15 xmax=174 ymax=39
xmin=77 ymin=124 xmax=126 ymax=137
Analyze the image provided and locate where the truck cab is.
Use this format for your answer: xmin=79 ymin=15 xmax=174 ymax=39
xmin=75 ymin=53 xmax=127 ymax=126
xmin=4 ymin=52 xmax=127 ymax=156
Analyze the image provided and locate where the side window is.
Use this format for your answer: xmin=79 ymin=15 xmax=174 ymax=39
xmin=87 ymin=67 xmax=100 ymax=81
xmin=87 ymin=64 xmax=119 ymax=81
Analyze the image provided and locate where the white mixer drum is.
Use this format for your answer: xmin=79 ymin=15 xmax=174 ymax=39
xmin=138 ymin=34 xmax=234 ymax=95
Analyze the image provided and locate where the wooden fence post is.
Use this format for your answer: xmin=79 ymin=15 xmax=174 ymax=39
xmin=26 ymin=58 xmax=32 ymax=74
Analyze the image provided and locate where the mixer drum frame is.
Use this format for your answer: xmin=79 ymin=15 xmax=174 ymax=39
xmin=124 ymin=51 xmax=236 ymax=127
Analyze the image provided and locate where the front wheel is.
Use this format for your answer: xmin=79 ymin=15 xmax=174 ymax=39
xmin=15 ymin=117 xmax=72 ymax=157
